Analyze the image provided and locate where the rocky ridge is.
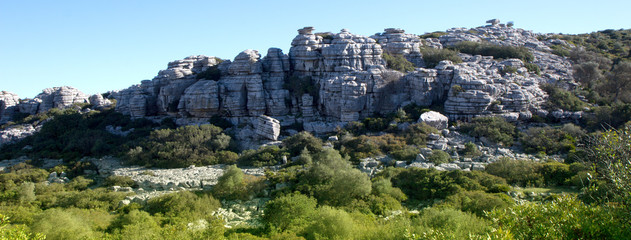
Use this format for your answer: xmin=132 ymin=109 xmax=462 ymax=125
xmin=105 ymin=20 xmax=575 ymax=137
xmin=1 ymin=20 xmax=579 ymax=137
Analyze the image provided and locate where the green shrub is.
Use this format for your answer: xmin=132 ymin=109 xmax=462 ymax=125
xmin=420 ymin=48 xmax=462 ymax=68
xmin=541 ymin=84 xmax=587 ymax=111
xmin=525 ymin=62 xmax=541 ymax=75
xmin=403 ymin=122 xmax=439 ymax=146
xmin=305 ymin=206 xmax=355 ymax=240
xmin=452 ymin=41 xmax=534 ymax=62
xmin=124 ymin=124 xmax=235 ymax=168
xmin=298 ymin=148 xmax=372 ymax=207
xmin=428 ymin=150 xmax=451 ymax=164
xmin=390 ymin=145 xmax=420 ymax=162
xmin=485 ymin=158 xmax=543 ymax=187
xmin=419 ymin=31 xmax=447 ymax=39
xmin=282 ymin=132 xmax=323 ymax=157
xmin=263 ymin=192 xmax=317 ymax=233
xmin=212 ymin=165 xmax=265 ymax=201
xmin=411 ymin=207 xmax=493 ymax=239
xmin=144 ymin=191 xmax=220 ymax=222
xmin=500 ymin=65 xmax=518 ymax=75
xmin=519 ymin=124 xmax=584 ymax=154
xmin=239 ymin=145 xmax=286 ymax=167
xmin=284 ymin=75 xmax=318 ymax=98
xmin=442 ymin=191 xmax=512 ymax=217
xmin=31 ymin=208 xmax=97 ymax=240
xmin=371 ymin=178 xmax=407 ymax=201
xmin=462 ymin=142 xmax=481 ymax=158
xmin=460 ymin=116 xmax=516 ymax=146
xmin=386 ymin=167 xmax=506 ymax=202
xmin=195 ymin=65 xmax=222 ymax=80
xmin=450 ymin=84 xmax=465 ymax=96
xmin=0 ymin=213 xmax=46 ymax=240
xmin=383 ymin=52 xmax=416 ymax=72
xmin=488 ymin=196 xmax=630 ymax=239
xmin=108 ymin=210 xmax=162 ymax=239
xmin=103 ymin=175 xmax=135 ymax=188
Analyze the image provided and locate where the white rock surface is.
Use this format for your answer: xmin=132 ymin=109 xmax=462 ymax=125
xmin=418 ymin=111 xmax=449 ymax=130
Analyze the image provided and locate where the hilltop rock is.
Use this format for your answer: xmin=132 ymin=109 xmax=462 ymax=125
xmin=109 ymin=21 xmax=575 ymax=134
xmin=0 ymin=91 xmax=20 ymax=124
xmin=33 ymin=86 xmax=90 ymax=113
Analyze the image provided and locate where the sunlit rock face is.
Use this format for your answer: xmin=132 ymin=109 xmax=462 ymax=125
xmin=109 ymin=21 xmax=575 ymax=133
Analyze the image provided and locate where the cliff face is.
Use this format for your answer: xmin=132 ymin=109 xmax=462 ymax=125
xmin=99 ymin=20 xmax=575 ymax=132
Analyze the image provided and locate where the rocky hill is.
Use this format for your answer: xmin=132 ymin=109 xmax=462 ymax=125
xmin=1 ymin=20 xmax=578 ymax=138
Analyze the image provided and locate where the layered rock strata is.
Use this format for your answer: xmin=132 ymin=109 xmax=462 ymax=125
xmin=107 ymin=21 xmax=574 ymax=132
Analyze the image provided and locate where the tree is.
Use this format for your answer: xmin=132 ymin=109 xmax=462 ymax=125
xmin=584 ymin=125 xmax=631 ymax=210
xmin=604 ymin=61 xmax=631 ymax=102
xmin=213 ymin=165 xmax=247 ymax=200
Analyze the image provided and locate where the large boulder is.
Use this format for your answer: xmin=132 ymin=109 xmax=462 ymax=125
xmin=256 ymin=115 xmax=281 ymax=141
xmin=418 ymin=111 xmax=448 ymax=130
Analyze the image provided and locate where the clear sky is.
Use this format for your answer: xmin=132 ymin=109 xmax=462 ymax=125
xmin=1 ymin=0 xmax=630 ymax=98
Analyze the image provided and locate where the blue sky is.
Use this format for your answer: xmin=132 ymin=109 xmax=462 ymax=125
xmin=1 ymin=0 xmax=630 ymax=98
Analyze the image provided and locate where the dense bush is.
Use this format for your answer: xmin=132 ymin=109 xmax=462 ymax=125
xmin=489 ymin=196 xmax=630 ymax=239
xmin=103 ymin=175 xmax=136 ymax=188
xmin=304 ymin=206 xmax=355 ymax=240
xmin=144 ymin=191 xmax=220 ymax=223
xmin=442 ymin=190 xmax=512 ymax=217
xmin=124 ymin=124 xmax=236 ymax=168
xmin=427 ymin=150 xmax=451 ymax=164
xmin=485 ymin=158 xmax=543 ymax=187
xmin=282 ymin=131 xmax=323 ymax=157
xmin=420 ymin=48 xmax=462 ymax=68
xmin=452 ymin=41 xmax=534 ymax=62
xmin=195 ymin=64 xmax=222 ymax=80
xmin=383 ymin=52 xmax=416 ymax=72
xmin=238 ymin=145 xmax=286 ymax=167
xmin=461 ymin=142 xmax=481 ymax=158
xmin=403 ymin=122 xmax=439 ymax=146
xmin=519 ymin=124 xmax=585 ymax=154
xmin=284 ymin=75 xmax=318 ymax=98
xmin=0 ymin=109 xmax=161 ymax=161
xmin=298 ymin=148 xmax=372 ymax=207
xmin=541 ymin=84 xmax=587 ymax=111
xmin=263 ymin=192 xmax=317 ymax=233
xmin=212 ymin=165 xmax=265 ymax=201
xmin=385 ymin=167 xmax=506 ymax=202
xmin=459 ymin=116 xmax=516 ymax=146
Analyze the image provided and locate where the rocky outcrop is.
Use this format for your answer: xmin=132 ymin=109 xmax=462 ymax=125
xmin=108 ymin=21 xmax=575 ymax=133
xmin=418 ymin=111 xmax=448 ymax=130
xmin=0 ymin=124 xmax=40 ymax=146
xmin=33 ymin=86 xmax=90 ymax=113
xmin=255 ymin=115 xmax=281 ymax=140
xmin=372 ymin=28 xmax=424 ymax=66
xmin=89 ymin=94 xmax=113 ymax=109
xmin=0 ymin=91 xmax=20 ymax=124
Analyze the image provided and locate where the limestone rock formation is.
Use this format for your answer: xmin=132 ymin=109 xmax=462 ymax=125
xmin=418 ymin=111 xmax=448 ymax=130
xmin=109 ymin=21 xmax=576 ymax=133
xmin=35 ymin=86 xmax=90 ymax=113
xmin=255 ymin=115 xmax=281 ymax=140
xmin=89 ymin=94 xmax=113 ymax=109
xmin=0 ymin=91 xmax=20 ymax=124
